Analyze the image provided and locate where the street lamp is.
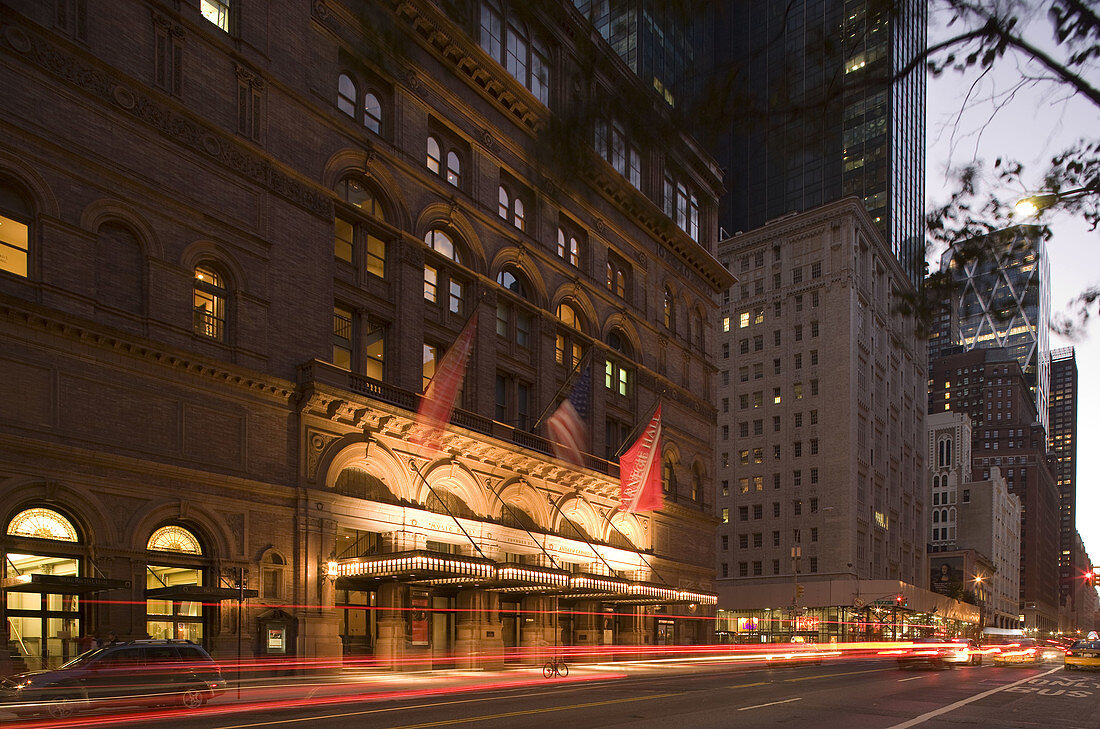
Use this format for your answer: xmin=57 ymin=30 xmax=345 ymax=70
xmin=1014 ymin=186 xmax=1096 ymax=218
xmin=972 ymin=575 xmax=986 ymax=634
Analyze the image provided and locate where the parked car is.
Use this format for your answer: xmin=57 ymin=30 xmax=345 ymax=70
xmin=896 ymin=638 xmax=979 ymax=669
xmin=0 ymin=639 xmax=225 ymax=719
xmin=1064 ymin=639 xmax=1100 ymax=671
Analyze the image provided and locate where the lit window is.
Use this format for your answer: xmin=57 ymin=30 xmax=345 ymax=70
xmin=200 ymin=0 xmax=230 ymax=33
xmin=426 ymin=136 xmax=442 ymax=174
xmin=147 ymin=525 xmax=203 ymax=554
xmin=0 ymin=187 xmax=31 ymax=278
xmin=193 ymin=264 xmax=227 ymax=341
xmin=365 ymin=328 xmax=385 ymax=380
xmin=479 ymin=1 xmax=549 ymax=104
xmin=6 ymin=507 xmax=78 ymax=541
xmin=424 ymin=265 xmax=438 ymax=302
xmin=446 ymin=151 xmax=462 ymax=187
xmin=333 ymin=304 xmax=353 ymax=369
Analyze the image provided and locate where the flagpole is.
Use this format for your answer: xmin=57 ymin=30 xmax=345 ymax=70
xmin=531 ymin=349 xmax=592 ymax=431
xmin=409 ymin=460 xmax=489 ymax=560
xmin=543 ymin=492 xmax=620 ymax=577
xmin=613 ymin=397 xmax=663 ymax=461
xmin=421 ymin=306 xmax=481 ymax=395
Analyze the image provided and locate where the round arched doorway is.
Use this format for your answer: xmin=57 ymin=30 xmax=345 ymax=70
xmin=3 ymin=507 xmax=83 ymax=670
xmin=144 ymin=524 xmax=210 ymax=644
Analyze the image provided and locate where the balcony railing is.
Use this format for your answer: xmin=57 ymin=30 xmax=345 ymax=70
xmin=302 ymin=359 xmax=619 ymax=478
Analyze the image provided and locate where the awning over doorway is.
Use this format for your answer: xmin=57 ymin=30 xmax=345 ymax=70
xmin=145 ymin=585 xmax=258 ymax=601
xmin=1 ymin=574 xmax=132 ymax=594
xmin=334 ymin=550 xmax=496 ymax=589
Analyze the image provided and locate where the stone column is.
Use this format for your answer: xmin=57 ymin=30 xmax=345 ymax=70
xmin=454 ymin=588 xmax=503 ymax=669
xmin=519 ymin=595 xmax=556 ymax=665
xmin=373 ymin=582 xmax=409 ymax=670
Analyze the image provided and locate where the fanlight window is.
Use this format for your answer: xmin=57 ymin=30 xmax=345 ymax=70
xmin=6 ymin=508 xmax=78 ymax=542
xmin=147 ymin=525 xmax=203 ymax=555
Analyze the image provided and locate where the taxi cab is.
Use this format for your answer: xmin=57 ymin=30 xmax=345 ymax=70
xmin=1064 ymin=635 xmax=1100 ymax=671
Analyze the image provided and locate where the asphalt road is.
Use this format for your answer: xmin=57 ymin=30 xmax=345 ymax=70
xmin=6 ymin=658 xmax=1100 ymax=729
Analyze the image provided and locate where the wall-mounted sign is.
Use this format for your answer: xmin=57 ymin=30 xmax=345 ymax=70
xmin=266 ymin=625 xmax=285 ymax=654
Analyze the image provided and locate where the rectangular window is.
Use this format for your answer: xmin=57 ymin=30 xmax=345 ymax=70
xmin=721 ymin=535 xmax=729 ymax=550
xmin=333 ymin=305 xmax=353 ymax=369
xmin=795 ymin=325 xmax=803 ymax=341
xmin=793 ymin=469 xmax=801 ymax=486
xmin=773 ymin=473 xmax=781 ymax=489
xmin=739 ymin=478 xmax=749 ymax=494
xmin=753 ymin=504 xmax=763 ymax=520
xmin=738 ymin=506 xmax=748 ymax=521
xmin=773 ymin=416 xmax=781 ymax=432
xmin=422 ymin=343 xmax=439 ymax=390
xmin=721 ymin=480 xmax=729 ymax=496
xmin=810 ymin=468 xmax=819 ymax=484
xmin=753 ymin=419 xmax=763 ymax=436
xmin=772 ymin=531 xmax=780 ymax=546
xmin=365 ymin=327 xmax=385 ymax=380
xmin=773 ymin=330 xmax=781 ymax=346
xmin=811 ymin=321 xmax=820 ymax=337
xmin=0 ymin=212 xmax=29 ymax=277
xmin=722 ymin=508 xmax=729 ymax=524
xmin=810 ymin=497 xmax=818 ymax=513
xmin=810 ymin=409 xmax=818 ymax=425
xmin=793 ymin=500 xmax=802 ymax=516
xmin=721 ymin=563 xmax=729 ymax=577
xmin=773 ymin=358 xmax=781 ymax=375
xmin=335 ymin=217 xmax=354 ymax=262
xmin=810 ymin=379 xmax=819 ymax=396
xmin=449 ymin=279 xmax=463 ymax=314
xmin=809 ymin=557 xmax=818 ymax=573
xmin=795 ymin=295 xmax=803 ymax=312
xmin=424 ymin=265 xmax=438 ymax=303
xmin=773 ymin=388 xmax=781 ymax=404
xmin=811 ymin=527 xmax=818 ymax=542
xmin=752 ymin=533 xmax=762 ymax=548
xmin=739 ymin=562 xmax=748 ymax=577
xmin=810 ymin=439 xmax=819 ymax=455
xmin=773 ymin=559 xmax=780 ymax=575
xmin=810 ymin=350 xmax=818 ymax=366
xmin=794 ymin=383 xmax=803 ymax=400
xmin=366 ymin=234 xmax=386 ymax=278
xmin=794 ymin=412 xmax=803 ymax=428
xmin=772 ymin=502 xmax=780 ymax=517
xmin=200 ymin=0 xmax=231 ymax=32
xmin=739 ymin=534 xmax=749 ymax=549
xmin=739 ymin=449 xmax=749 ymax=465
xmin=753 ymin=561 xmax=762 ymax=576
xmin=754 ymin=335 xmax=763 ymax=351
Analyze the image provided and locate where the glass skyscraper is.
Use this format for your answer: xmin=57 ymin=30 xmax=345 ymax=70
xmin=703 ymin=0 xmax=927 ymax=286
xmin=942 ymin=226 xmax=1051 ymax=435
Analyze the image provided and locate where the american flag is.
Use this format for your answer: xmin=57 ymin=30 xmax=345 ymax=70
xmin=547 ymin=365 xmax=591 ymax=467
xmin=411 ymin=312 xmax=479 ymax=451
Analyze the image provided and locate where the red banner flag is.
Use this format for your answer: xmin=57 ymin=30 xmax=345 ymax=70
xmin=619 ymin=403 xmax=663 ymax=513
xmin=411 ymin=312 xmax=479 ymax=451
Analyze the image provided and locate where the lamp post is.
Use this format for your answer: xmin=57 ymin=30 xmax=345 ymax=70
xmin=972 ymin=575 xmax=986 ymax=637
xmin=1014 ymin=186 xmax=1097 ymax=218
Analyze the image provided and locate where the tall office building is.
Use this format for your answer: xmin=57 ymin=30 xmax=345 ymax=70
xmin=711 ymin=199 xmax=978 ymax=643
xmin=942 ymin=226 xmax=1051 ymax=435
xmin=1049 ymin=347 xmax=1078 ymax=618
xmin=0 ymin=0 xmax=729 ymax=674
xmin=703 ymin=0 xmax=926 ymax=287
xmin=928 ymin=348 xmax=1061 ymax=633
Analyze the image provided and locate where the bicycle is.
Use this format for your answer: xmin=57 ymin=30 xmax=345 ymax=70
xmin=543 ymin=657 xmax=569 ymax=678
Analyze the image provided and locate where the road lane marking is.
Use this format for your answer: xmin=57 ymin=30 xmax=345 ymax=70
xmin=883 ymin=667 xmax=1062 ymax=729
xmin=738 ymin=697 xmax=802 ymax=711
xmin=204 ymin=692 xmax=679 ymax=729
xmin=785 ymin=668 xmax=889 ymax=682
xmin=728 ymin=682 xmax=769 ymax=689
xmin=897 ymin=676 xmax=924 ymax=682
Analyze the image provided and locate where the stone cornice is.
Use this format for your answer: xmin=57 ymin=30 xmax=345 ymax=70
xmin=0 ymin=13 xmax=334 ymax=220
xmin=0 ymin=297 xmax=295 ymax=401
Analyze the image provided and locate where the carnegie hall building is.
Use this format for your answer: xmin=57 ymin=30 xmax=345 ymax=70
xmin=0 ymin=0 xmax=731 ymax=673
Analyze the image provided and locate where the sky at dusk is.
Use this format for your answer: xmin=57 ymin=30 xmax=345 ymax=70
xmin=924 ymin=7 xmax=1100 ymax=579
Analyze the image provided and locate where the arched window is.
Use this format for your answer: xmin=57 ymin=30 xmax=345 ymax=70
xmin=446 ymin=151 xmax=462 ymax=187
xmin=501 ymin=505 xmax=540 ymax=533
xmin=337 ymin=73 xmax=356 ymax=117
xmin=663 ymin=287 xmax=674 ymax=329
xmin=662 ymin=452 xmax=677 ymax=494
xmin=193 ymin=264 xmax=227 ymax=341
xmin=363 ymin=92 xmax=382 ymax=133
xmin=426 ymin=136 xmax=442 ymax=174
xmin=147 ymin=525 xmax=203 ymax=554
xmin=96 ymin=222 xmax=143 ymax=313
xmin=146 ymin=525 xmax=207 ymax=643
xmin=933 ymin=510 xmax=939 ymax=523
xmin=6 ymin=507 xmax=79 ymax=541
xmin=424 ymin=229 xmax=465 ymax=314
xmin=692 ymin=462 xmax=705 ymax=502
xmin=425 ymin=488 xmax=477 ymax=520
xmin=261 ymin=551 xmax=286 ymax=600
xmin=479 ymin=1 xmax=549 ymax=105
xmin=694 ymin=311 xmax=704 ymax=349
xmin=0 ymin=179 xmax=32 ymax=278
xmin=496 ymin=267 xmax=532 ymax=348
xmin=513 ymin=198 xmax=525 ymax=230
xmin=556 ymin=228 xmax=580 ymax=267
xmin=425 ymin=229 xmax=461 ymax=263
xmin=335 ymin=177 xmax=387 ymax=277
xmin=555 ymin=302 xmax=583 ymax=367
xmin=498 ymin=186 xmax=510 ymax=220
xmin=5 ymin=507 xmax=81 ymax=670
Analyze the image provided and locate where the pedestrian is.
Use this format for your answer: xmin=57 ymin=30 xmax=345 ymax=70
xmin=78 ymin=633 xmax=95 ymax=653
xmin=106 ymin=630 xmax=119 ymax=645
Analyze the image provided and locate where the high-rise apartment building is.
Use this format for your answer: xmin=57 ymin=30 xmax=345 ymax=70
xmin=941 ymin=226 xmax=1051 ymax=435
xmin=702 ymin=1 xmax=926 ymax=287
xmin=926 ymin=412 xmax=1021 ymax=629
xmin=0 ymin=0 xmax=730 ymax=675
xmin=928 ymin=348 xmax=1061 ymax=632
xmin=711 ymin=199 xmax=974 ymax=643
xmin=1049 ymin=348 xmax=1078 ymax=617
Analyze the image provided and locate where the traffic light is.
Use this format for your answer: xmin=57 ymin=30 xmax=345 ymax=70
xmin=895 ymin=594 xmax=907 ymax=607
xmin=795 ymin=584 xmax=805 ymax=599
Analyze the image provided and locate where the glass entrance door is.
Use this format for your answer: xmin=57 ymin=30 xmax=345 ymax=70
xmin=4 ymin=553 xmax=81 ymax=670
xmin=146 ymin=565 xmax=204 ymax=642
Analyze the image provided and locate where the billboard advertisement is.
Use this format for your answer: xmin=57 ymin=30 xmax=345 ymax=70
xmin=930 ymin=556 xmax=965 ymax=596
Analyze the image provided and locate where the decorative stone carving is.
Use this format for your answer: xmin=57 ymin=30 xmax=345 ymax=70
xmin=307 ymin=430 xmax=339 ymax=480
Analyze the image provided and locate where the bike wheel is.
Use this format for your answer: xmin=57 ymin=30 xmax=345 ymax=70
xmin=558 ymin=662 xmax=568 ymax=678
xmin=543 ymin=662 xmax=555 ymax=679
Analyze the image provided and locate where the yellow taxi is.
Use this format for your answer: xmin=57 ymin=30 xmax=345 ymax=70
xmin=1064 ymin=637 xmax=1100 ymax=671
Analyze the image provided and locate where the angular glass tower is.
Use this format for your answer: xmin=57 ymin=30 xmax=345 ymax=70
xmin=942 ymin=226 xmax=1051 ymax=434
xmin=703 ymin=0 xmax=927 ymax=287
